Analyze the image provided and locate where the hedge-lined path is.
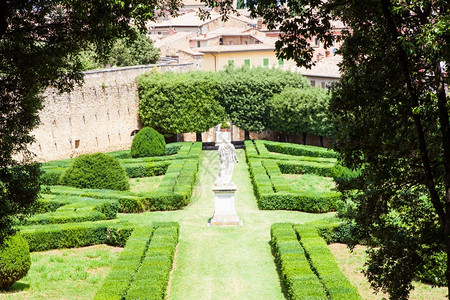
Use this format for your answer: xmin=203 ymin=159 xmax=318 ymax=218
xmin=120 ymin=150 xmax=333 ymax=300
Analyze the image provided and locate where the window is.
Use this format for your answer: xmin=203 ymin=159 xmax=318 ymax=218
xmin=321 ymin=82 xmax=326 ymax=89
xmin=75 ymin=140 xmax=80 ymax=149
xmin=229 ymin=41 xmax=233 ymax=45
xmin=263 ymin=58 xmax=269 ymax=67
xmin=313 ymin=37 xmax=320 ymax=47
xmin=219 ymin=38 xmax=223 ymax=45
xmin=278 ymin=58 xmax=284 ymax=66
xmin=228 ymin=60 xmax=235 ymax=67
xmin=244 ymin=59 xmax=250 ymax=66
xmin=310 ymin=80 xmax=316 ymax=87
xmin=197 ymin=41 xmax=201 ymax=48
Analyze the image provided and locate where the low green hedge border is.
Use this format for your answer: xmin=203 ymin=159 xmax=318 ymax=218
xmin=271 ymin=223 xmax=361 ymax=300
xmin=248 ymin=156 xmax=341 ymax=212
xmin=94 ymin=223 xmax=179 ymax=300
xmin=20 ymin=220 xmax=133 ymax=251
xmin=261 ymin=140 xmax=338 ymax=159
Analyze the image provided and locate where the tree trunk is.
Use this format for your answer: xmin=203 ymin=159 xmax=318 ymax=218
xmin=302 ymin=133 xmax=307 ymax=145
xmin=196 ymin=132 xmax=202 ymax=142
xmin=244 ymin=131 xmax=250 ymax=140
xmin=319 ymin=136 xmax=324 ymax=147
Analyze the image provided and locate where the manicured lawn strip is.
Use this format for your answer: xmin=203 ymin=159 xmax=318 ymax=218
xmin=262 ymin=140 xmax=338 ymax=158
xmin=20 ymin=220 xmax=134 ymax=251
xmin=294 ymin=224 xmax=362 ymax=300
xmin=271 ymin=223 xmax=328 ymax=299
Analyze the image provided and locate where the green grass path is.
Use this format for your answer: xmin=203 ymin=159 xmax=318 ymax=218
xmin=120 ymin=149 xmax=333 ymax=299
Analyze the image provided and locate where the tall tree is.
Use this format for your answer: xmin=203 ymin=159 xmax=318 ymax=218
xmin=0 ymin=0 xmax=181 ymax=243
xmin=241 ymin=0 xmax=450 ymax=298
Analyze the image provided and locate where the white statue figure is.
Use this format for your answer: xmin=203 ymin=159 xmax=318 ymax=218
xmin=215 ymin=140 xmax=238 ymax=186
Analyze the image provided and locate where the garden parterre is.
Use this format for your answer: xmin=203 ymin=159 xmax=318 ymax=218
xmin=245 ymin=140 xmax=357 ymax=212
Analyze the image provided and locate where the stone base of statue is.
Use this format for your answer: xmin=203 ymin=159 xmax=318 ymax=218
xmin=209 ymin=182 xmax=242 ymax=226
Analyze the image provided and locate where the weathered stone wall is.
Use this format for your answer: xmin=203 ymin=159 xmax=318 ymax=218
xmin=30 ymin=63 xmax=198 ymax=162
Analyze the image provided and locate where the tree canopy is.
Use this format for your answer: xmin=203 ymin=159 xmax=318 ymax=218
xmin=0 ymin=0 xmax=181 ymax=243
xmin=239 ymin=0 xmax=450 ymax=298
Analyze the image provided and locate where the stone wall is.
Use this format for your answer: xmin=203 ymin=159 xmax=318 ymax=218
xmin=29 ymin=63 xmax=198 ymax=162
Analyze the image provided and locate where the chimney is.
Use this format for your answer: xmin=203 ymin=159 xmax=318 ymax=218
xmin=257 ymin=19 xmax=263 ymax=30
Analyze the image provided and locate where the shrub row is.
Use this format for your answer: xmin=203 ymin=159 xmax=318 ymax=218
xmin=271 ymin=223 xmax=327 ymax=299
xmin=294 ymin=224 xmax=362 ymax=300
xmin=247 ymin=158 xmax=274 ymax=199
xmin=271 ymin=223 xmax=361 ymax=300
xmin=262 ymin=140 xmax=338 ymax=158
xmin=253 ymin=140 xmax=337 ymax=162
xmin=23 ymin=196 xmax=119 ymax=226
xmin=246 ymin=141 xmax=342 ymax=212
xmin=94 ymin=223 xmax=179 ymax=300
xmin=126 ymin=224 xmax=179 ymax=299
xmin=20 ymin=220 xmax=133 ymax=251
xmin=122 ymin=161 xmax=169 ymax=178
xmin=260 ymin=192 xmax=340 ymax=212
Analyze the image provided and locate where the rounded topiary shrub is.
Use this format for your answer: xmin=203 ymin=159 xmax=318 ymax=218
xmin=0 ymin=234 xmax=31 ymax=290
xmin=131 ymin=127 xmax=166 ymax=158
xmin=60 ymin=153 xmax=129 ymax=191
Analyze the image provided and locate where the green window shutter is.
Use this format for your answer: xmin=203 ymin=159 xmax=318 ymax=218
xmin=263 ymin=58 xmax=269 ymax=67
xmin=244 ymin=59 xmax=250 ymax=66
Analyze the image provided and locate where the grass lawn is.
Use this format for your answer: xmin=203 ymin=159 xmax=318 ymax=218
xmin=2 ymin=149 xmax=446 ymax=299
xmin=329 ymin=244 xmax=447 ymax=300
xmin=129 ymin=175 xmax=164 ymax=194
xmin=0 ymin=245 xmax=122 ymax=300
xmin=283 ymin=173 xmax=336 ymax=192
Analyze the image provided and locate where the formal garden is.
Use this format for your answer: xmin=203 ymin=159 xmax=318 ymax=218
xmin=1 ymin=131 xmax=447 ymax=299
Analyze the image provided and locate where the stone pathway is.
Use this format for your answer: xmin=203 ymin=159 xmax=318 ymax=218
xmin=120 ymin=150 xmax=333 ymax=300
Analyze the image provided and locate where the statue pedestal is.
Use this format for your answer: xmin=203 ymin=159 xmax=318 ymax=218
xmin=209 ymin=183 xmax=242 ymax=226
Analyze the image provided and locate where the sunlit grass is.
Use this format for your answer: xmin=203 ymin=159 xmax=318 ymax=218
xmin=129 ymin=175 xmax=164 ymax=194
xmin=1 ymin=245 xmax=122 ymax=300
xmin=284 ymin=173 xmax=336 ymax=193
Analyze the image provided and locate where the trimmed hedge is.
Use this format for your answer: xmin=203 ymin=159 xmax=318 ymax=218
xmin=0 ymin=234 xmax=31 ymax=290
xmin=294 ymin=224 xmax=362 ymax=300
xmin=131 ymin=127 xmax=166 ymax=158
xmin=94 ymin=223 xmax=179 ymax=300
xmin=271 ymin=223 xmax=361 ymax=300
xmin=246 ymin=140 xmax=344 ymax=212
xmin=261 ymin=140 xmax=338 ymax=158
xmin=122 ymin=161 xmax=169 ymax=178
xmin=271 ymin=223 xmax=327 ymax=299
xmin=60 ymin=153 xmax=130 ymax=191
xmin=20 ymin=220 xmax=133 ymax=251
xmin=23 ymin=197 xmax=119 ymax=226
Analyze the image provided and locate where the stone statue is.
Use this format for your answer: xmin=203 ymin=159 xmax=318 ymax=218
xmin=214 ymin=140 xmax=238 ymax=186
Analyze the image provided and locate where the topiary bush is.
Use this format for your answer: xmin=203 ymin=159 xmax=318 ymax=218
xmin=131 ymin=127 xmax=166 ymax=158
xmin=60 ymin=153 xmax=129 ymax=191
xmin=0 ymin=234 xmax=31 ymax=290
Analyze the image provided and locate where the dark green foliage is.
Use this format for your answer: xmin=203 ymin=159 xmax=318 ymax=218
xmin=139 ymin=71 xmax=226 ymax=135
xmin=217 ymin=66 xmax=310 ymax=132
xmin=21 ymin=221 xmax=134 ymax=251
xmin=268 ymin=87 xmax=333 ymax=137
xmin=260 ymin=193 xmax=340 ymax=212
xmin=0 ymin=234 xmax=31 ymax=290
xmin=60 ymin=153 xmax=129 ymax=191
xmin=246 ymin=0 xmax=450 ymax=296
xmin=0 ymin=0 xmax=181 ymax=244
xmin=40 ymin=168 xmax=64 ymax=185
xmin=0 ymin=163 xmax=41 ymax=244
xmin=131 ymin=127 xmax=166 ymax=158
